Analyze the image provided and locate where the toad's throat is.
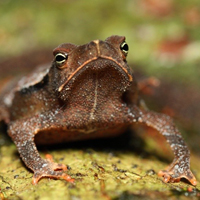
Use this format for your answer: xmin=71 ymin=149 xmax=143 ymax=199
xmin=89 ymin=73 xmax=98 ymax=122
xmin=58 ymin=62 xmax=130 ymax=128
xmin=58 ymin=57 xmax=132 ymax=92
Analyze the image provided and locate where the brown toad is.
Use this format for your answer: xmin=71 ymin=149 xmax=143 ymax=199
xmin=0 ymin=35 xmax=197 ymax=185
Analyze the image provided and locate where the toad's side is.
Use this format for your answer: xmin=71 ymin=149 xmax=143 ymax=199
xmin=0 ymin=35 xmax=197 ymax=185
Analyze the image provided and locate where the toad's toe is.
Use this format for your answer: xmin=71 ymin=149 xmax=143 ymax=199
xmin=31 ymin=159 xmax=74 ymax=185
xmin=158 ymin=168 xmax=197 ymax=186
xmin=32 ymin=170 xmax=74 ymax=185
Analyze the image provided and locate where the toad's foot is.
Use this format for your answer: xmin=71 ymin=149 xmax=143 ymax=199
xmin=32 ymin=159 xmax=74 ymax=185
xmin=8 ymin=122 xmax=75 ymax=185
xmin=134 ymin=109 xmax=197 ymax=186
xmin=158 ymin=166 xmax=197 ymax=186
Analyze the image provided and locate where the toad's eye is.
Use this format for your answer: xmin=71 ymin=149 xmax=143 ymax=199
xmin=120 ymin=41 xmax=129 ymax=56
xmin=55 ymin=53 xmax=68 ymax=65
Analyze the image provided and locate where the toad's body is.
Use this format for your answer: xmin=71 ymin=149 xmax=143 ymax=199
xmin=0 ymin=36 xmax=196 ymax=185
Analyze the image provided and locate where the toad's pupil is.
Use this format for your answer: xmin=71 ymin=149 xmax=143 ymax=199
xmin=121 ymin=43 xmax=128 ymax=52
xmin=56 ymin=55 xmax=66 ymax=62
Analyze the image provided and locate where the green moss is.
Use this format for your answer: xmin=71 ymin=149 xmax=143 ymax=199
xmin=0 ymin=139 xmax=200 ymax=199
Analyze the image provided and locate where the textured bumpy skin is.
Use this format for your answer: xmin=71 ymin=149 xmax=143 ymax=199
xmin=0 ymin=35 xmax=197 ymax=185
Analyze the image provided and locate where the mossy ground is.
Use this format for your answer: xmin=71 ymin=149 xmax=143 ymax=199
xmin=1 ymin=134 xmax=200 ymax=200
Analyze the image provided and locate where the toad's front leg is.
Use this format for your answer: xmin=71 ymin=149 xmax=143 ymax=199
xmin=8 ymin=116 xmax=74 ymax=185
xmin=130 ymin=106 xmax=197 ymax=186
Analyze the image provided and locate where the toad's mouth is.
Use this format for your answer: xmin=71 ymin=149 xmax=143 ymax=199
xmin=58 ymin=57 xmax=133 ymax=93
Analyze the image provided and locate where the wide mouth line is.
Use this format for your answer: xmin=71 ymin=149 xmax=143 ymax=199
xmin=58 ymin=56 xmax=132 ymax=92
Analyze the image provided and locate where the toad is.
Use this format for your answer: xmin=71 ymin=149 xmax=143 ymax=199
xmin=0 ymin=35 xmax=197 ymax=185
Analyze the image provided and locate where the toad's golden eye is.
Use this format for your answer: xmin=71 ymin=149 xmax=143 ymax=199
xmin=55 ymin=53 xmax=68 ymax=65
xmin=120 ymin=41 xmax=129 ymax=56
